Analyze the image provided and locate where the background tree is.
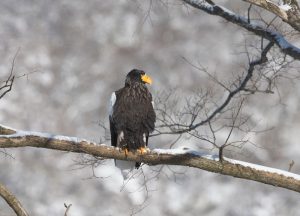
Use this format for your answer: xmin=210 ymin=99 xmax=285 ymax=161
xmin=0 ymin=1 xmax=300 ymax=215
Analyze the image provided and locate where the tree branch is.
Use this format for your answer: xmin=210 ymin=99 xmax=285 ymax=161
xmin=182 ymin=0 xmax=300 ymax=59
xmin=0 ymin=181 xmax=29 ymax=216
xmin=0 ymin=125 xmax=300 ymax=193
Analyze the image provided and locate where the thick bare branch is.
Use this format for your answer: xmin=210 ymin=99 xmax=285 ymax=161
xmin=0 ymin=125 xmax=300 ymax=193
xmin=182 ymin=0 xmax=300 ymax=59
xmin=0 ymin=181 xmax=29 ymax=216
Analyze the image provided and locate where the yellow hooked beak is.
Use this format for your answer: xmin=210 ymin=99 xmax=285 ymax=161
xmin=141 ymin=74 xmax=152 ymax=85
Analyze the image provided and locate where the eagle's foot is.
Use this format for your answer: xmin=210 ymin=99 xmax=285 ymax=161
xmin=137 ymin=147 xmax=149 ymax=154
xmin=124 ymin=148 xmax=129 ymax=157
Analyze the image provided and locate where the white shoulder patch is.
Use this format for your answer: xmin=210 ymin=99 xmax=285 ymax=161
xmin=151 ymin=100 xmax=154 ymax=109
xmin=109 ymin=92 xmax=116 ymax=116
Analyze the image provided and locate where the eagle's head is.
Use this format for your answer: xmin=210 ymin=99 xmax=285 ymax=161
xmin=125 ymin=69 xmax=152 ymax=86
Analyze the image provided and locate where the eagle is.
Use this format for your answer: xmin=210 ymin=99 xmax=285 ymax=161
xmin=109 ymin=69 xmax=156 ymax=171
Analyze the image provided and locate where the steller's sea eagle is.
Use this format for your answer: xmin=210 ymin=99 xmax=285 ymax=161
xmin=109 ymin=69 xmax=156 ymax=172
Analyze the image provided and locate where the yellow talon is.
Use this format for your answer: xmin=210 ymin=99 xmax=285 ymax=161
xmin=137 ymin=147 xmax=149 ymax=154
xmin=124 ymin=148 xmax=129 ymax=156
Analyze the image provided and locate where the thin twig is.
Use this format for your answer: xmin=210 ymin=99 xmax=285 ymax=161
xmin=289 ymin=160 xmax=295 ymax=172
xmin=0 ymin=48 xmax=20 ymax=99
xmin=64 ymin=203 xmax=72 ymax=216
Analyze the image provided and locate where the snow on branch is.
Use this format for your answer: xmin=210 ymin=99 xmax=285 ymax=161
xmin=1 ymin=124 xmax=300 ymax=193
xmin=182 ymin=0 xmax=300 ymax=60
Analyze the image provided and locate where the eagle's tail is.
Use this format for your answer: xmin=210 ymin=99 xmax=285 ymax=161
xmin=115 ymin=159 xmax=136 ymax=179
xmin=135 ymin=162 xmax=141 ymax=168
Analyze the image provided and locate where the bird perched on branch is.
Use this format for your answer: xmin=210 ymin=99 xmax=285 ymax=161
xmin=109 ymin=69 xmax=156 ymax=174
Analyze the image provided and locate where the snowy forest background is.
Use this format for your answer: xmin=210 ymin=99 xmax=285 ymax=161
xmin=1 ymin=0 xmax=300 ymax=215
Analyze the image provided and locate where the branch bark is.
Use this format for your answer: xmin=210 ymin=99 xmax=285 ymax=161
xmin=0 ymin=181 xmax=29 ymax=216
xmin=0 ymin=125 xmax=300 ymax=193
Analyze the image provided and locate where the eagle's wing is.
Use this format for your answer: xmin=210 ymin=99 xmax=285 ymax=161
xmin=145 ymin=100 xmax=155 ymax=147
xmin=109 ymin=116 xmax=117 ymax=147
xmin=109 ymin=91 xmax=136 ymax=175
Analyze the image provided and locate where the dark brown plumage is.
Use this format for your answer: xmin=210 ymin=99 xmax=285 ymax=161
xmin=109 ymin=69 xmax=156 ymax=168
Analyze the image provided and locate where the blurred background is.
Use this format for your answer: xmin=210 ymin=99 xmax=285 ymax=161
xmin=0 ymin=0 xmax=300 ymax=215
